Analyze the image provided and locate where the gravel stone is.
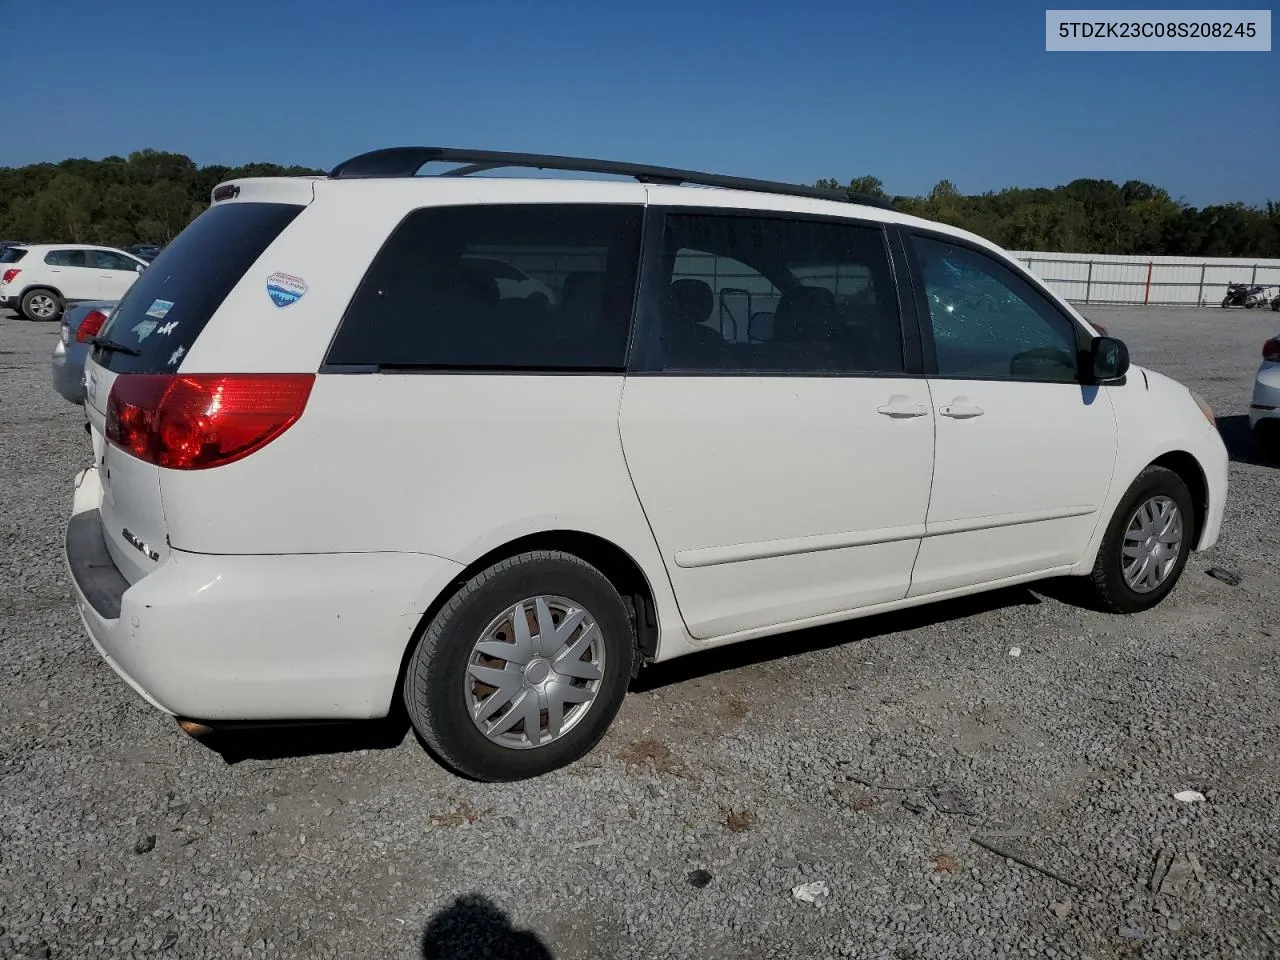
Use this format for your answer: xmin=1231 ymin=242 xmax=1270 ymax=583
xmin=1 ymin=305 xmax=1278 ymax=958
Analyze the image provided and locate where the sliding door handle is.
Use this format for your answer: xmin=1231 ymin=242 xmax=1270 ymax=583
xmin=877 ymin=395 xmax=930 ymax=419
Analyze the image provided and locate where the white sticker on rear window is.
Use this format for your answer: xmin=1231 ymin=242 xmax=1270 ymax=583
xmin=157 ymin=320 xmax=178 ymax=335
xmin=266 ymin=272 xmax=307 ymax=308
xmin=168 ymin=345 xmax=185 ymax=367
xmin=145 ymin=299 xmax=174 ymax=320
xmin=132 ymin=319 xmax=157 ymax=341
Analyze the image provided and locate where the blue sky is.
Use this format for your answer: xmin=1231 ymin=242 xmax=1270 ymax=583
xmin=3 ymin=0 xmax=1276 ymax=205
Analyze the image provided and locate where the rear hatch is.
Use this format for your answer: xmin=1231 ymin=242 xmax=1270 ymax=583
xmin=83 ymin=198 xmax=306 ymax=584
xmin=0 ymin=246 xmax=28 ymax=296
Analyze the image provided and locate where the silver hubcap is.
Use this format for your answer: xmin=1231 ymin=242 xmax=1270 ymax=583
xmin=465 ymin=595 xmax=605 ymax=749
xmin=28 ymin=294 xmax=56 ymax=319
xmin=1122 ymin=495 xmax=1183 ymax=593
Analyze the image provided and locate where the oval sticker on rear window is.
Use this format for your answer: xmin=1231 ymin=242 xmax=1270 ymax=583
xmin=266 ymin=272 xmax=307 ymax=308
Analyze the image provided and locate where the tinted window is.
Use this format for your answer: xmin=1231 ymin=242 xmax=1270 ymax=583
xmin=45 ymin=250 xmax=89 ymax=267
xmin=327 ymin=204 xmax=643 ymax=371
xmin=0 ymin=248 xmax=27 ymax=264
xmin=461 ymin=256 xmax=525 ymax=281
xmin=657 ymin=214 xmax=903 ymax=374
xmin=911 ymin=236 xmax=1079 ymax=382
xmin=91 ymin=250 xmax=141 ymax=271
xmin=96 ymin=202 xmax=303 ymax=373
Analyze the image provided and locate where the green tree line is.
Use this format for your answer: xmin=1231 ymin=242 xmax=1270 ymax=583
xmin=0 ymin=149 xmax=322 ymax=248
xmin=0 ymin=150 xmax=1274 ymax=257
xmin=816 ymin=175 xmax=1279 ymax=258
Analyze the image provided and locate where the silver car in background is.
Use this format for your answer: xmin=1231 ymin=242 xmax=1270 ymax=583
xmin=52 ymin=300 xmax=116 ymax=404
xmin=1252 ymin=332 xmax=1280 ymax=450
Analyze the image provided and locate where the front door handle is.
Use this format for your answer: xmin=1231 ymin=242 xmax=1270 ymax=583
xmin=939 ymin=399 xmax=985 ymax=419
xmin=877 ymin=395 xmax=929 ymax=419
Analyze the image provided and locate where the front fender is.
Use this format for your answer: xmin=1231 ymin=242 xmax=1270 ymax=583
xmin=1070 ymin=367 xmax=1228 ymax=572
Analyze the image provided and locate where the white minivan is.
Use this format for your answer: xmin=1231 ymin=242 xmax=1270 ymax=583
xmin=65 ymin=148 xmax=1228 ymax=781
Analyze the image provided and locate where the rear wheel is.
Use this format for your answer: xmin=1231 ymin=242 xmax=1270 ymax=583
xmin=20 ymin=288 xmax=63 ymax=322
xmin=403 ymin=550 xmax=635 ymax=781
xmin=1085 ymin=466 xmax=1194 ymax=614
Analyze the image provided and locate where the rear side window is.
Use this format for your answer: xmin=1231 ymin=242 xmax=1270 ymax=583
xmin=327 ymin=204 xmax=643 ymax=371
xmin=90 ymin=250 xmax=142 ymax=271
xmin=96 ymin=202 xmax=303 ymax=373
xmin=657 ymin=214 xmax=904 ymax=374
xmin=46 ymin=250 xmax=89 ymax=267
xmin=0 ymin=248 xmax=26 ymax=264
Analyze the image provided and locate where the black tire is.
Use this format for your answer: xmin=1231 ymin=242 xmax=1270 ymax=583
xmin=1220 ymin=296 xmax=1231 ymax=308
xmin=403 ymin=550 xmax=635 ymax=781
xmin=19 ymin=288 xmax=64 ymax=322
xmin=1086 ymin=466 xmax=1194 ymax=614
xmin=1254 ymin=421 xmax=1279 ymax=459
xmin=1270 ymin=298 xmax=1280 ymax=312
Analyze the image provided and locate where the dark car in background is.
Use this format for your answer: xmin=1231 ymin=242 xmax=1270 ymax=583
xmin=51 ymin=300 xmax=116 ymax=404
xmin=127 ymin=244 xmax=163 ymax=262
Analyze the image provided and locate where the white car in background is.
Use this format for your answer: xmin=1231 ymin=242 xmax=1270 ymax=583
xmin=1251 ymin=332 xmax=1280 ymax=447
xmin=0 ymin=243 xmax=148 ymax=321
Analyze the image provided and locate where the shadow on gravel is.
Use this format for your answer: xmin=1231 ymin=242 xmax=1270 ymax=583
xmin=1217 ymin=415 xmax=1279 ymax=467
xmin=420 ymin=894 xmax=553 ymax=959
xmin=633 ymin=585 xmax=1041 ymax=692
xmin=199 ymin=714 xmax=410 ymax=764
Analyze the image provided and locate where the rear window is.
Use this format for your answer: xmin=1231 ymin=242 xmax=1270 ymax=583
xmin=0 ymin=248 xmax=27 ymax=264
xmin=326 ymin=204 xmax=643 ymax=371
xmin=96 ymin=202 xmax=303 ymax=373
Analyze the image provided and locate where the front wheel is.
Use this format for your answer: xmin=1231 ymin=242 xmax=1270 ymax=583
xmin=1085 ymin=466 xmax=1194 ymax=614
xmin=403 ymin=551 xmax=635 ymax=781
xmin=1221 ymin=296 xmax=1233 ymax=308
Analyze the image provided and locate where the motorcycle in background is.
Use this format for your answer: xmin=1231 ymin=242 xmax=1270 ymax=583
xmin=1221 ymin=282 xmax=1274 ymax=309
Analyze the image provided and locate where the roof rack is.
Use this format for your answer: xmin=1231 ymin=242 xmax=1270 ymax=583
xmin=327 ymin=146 xmax=894 ymax=210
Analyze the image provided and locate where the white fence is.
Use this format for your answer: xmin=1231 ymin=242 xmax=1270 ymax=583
xmin=1010 ymin=250 xmax=1280 ymax=307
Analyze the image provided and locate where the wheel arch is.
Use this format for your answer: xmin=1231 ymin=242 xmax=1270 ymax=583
xmin=1148 ymin=449 xmax=1209 ymax=548
xmin=16 ymin=284 xmax=65 ymax=316
xmin=393 ymin=530 xmax=662 ymax=708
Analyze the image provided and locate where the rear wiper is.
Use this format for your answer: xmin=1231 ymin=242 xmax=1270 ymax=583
xmin=89 ymin=336 xmax=141 ymax=357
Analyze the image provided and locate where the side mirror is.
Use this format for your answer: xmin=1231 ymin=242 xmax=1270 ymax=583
xmin=1091 ymin=336 xmax=1129 ymax=383
xmin=136 ymin=263 xmax=147 ymax=273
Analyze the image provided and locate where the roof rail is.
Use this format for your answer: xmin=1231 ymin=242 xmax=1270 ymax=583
xmin=327 ymin=147 xmax=894 ymax=210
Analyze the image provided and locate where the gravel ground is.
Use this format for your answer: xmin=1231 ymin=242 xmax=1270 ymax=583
xmin=1 ymin=304 xmax=1277 ymax=960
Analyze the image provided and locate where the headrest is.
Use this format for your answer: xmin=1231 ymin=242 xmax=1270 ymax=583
xmin=669 ymin=279 xmax=714 ymax=325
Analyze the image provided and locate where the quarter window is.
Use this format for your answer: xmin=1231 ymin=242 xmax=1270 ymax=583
xmin=328 ymin=204 xmax=644 ymax=371
xmin=911 ymin=236 xmax=1079 ymax=382
xmin=656 ymin=214 xmax=903 ymax=374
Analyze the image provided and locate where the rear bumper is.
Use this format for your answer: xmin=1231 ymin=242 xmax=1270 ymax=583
xmin=65 ymin=468 xmax=464 ymax=720
xmin=1250 ymin=362 xmax=1280 ymax=429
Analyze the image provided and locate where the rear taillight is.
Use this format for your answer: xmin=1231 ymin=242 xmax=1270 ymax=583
xmin=1264 ymin=338 xmax=1280 ymax=363
xmin=76 ymin=309 xmax=109 ymax=343
xmin=1 ymin=268 xmax=19 ymax=285
xmin=106 ymin=374 xmax=314 ymax=470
